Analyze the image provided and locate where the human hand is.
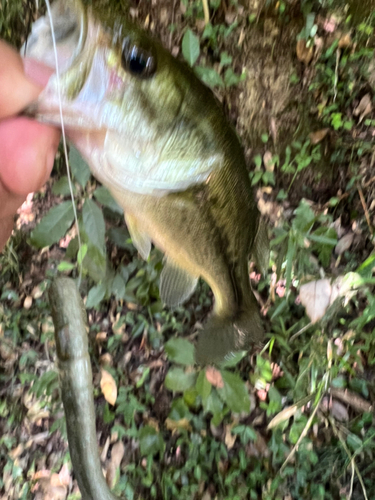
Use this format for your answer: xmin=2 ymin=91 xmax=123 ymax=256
xmin=0 ymin=40 xmax=60 ymax=251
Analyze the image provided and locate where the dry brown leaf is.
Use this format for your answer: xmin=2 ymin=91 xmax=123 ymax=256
xmin=96 ymin=331 xmax=107 ymax=343
xmin=99 ymin=353 xmax=113 ymax=367
xmin=309 ymin=128 xmax=329 ymax=145
xmin=126 ymin=302 xmax=138 ymax=311
xmin=263 ymin=151 xmax=275 ymax=172
xmin=331 ymin=400 xmax=349 ymax=422
xmin=23 ymin=296 xmax=33 ymax=310
xmin=338 ymin=32 xmax=352 ymax=48
xmin=299 ymin=279 xmax=332 ymax=323
xmin=296 ymin=39 xmax=313 ymax=64
xmin=267 ymin=404 xmax=299 ymax=429
xmin=106 ymin=441 xmax=125 ymax=489
xmin=56 ymin=464 xmax=71 ymax=487
xmin=224 ymin=425 xmax=237 ymax=450
xmin=335 ymin=232 xmax=354 ymax=255
xmin=112 ymin=313 xmax=126 ymax=336
xmin=205 ymin=366 xmax=224 ymax=388
xmin=354 ymin=93 xmax=372 ymax=116
xmin=165 ymin=418 xmax=192 ymax=433
xmin=100 ymin=369 xmax=118 ymax=406
xmin=9 ymin=444 xmax=24 ymax=460
xmin=32 ymin=284 xmax=44 ymax=300
xmin=26 ymin=400 xmax=50 ymax=423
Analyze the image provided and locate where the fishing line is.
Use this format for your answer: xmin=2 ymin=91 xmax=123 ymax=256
xmin=44 ymin=0 xmax=83 ymax=286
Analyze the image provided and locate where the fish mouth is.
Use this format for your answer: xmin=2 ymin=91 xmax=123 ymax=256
xmin=22 ymin=0 xmax=87 ymax=74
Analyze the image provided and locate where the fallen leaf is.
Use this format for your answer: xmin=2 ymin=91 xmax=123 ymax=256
xmin=96 ymin=331 xmax=107 ymax=343
xmin=205 ymin=366 xmax=224 ymax=388
xmin=100 ymin=369 xmax=118 ymax=406
xmin=23 ymin=296 xmax=33 ymax=310
xmin=99 ymin=353 xmax=113 ymax=367
xmin=299 ymin=279 xmax=332 ymax=323
xmin=335 ymin=232 xmax=354 ymax=255
xmin=309 ymin=128 xmax=329 ymax=144
xmin=331 ymin=399 xmax=349 ymax=422
xmin=9 ymin=444 xmax=24 ymax=460
xmin=338 ymin=32 xmax=352 ymax=48
xmin=106 ymin=441 xmax=125 ymax=489
xmin=165 ymin=418 xmax=192 ymax=432
xmin=268 ymin=404 xmax=299 ymax=429
xmin=31 ymin=284 xmax=44 ymax=299
xmin=224 ymin=424 xmax=237 ymax=449
xmin=57 ymin=464 xmax=71 ymax=486
xmin=263 ymin=151 xmax=275 ymax=172
xmin=296 ymin=39 xmax=313 ymax=64
xmin=16 ymin=192 xmax=35 ymax=228
xmin=353 ymin=94 xmax=372 ymax=123
xmin=26 ymin=400 xmax=50 ymax=423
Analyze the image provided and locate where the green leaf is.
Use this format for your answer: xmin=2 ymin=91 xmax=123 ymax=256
xmin=93 ymin=186 xmax=123 ymax=214
xmin=165 ymin=338 xmax=195 ymax=365
xmin=182 ymin=29 xmax=200 ymax=66
xmin=220 ymin=351 xmax=247 ymax=368
xmin=86 ymin=283 xmax=106 ymax=308
xmin=69 ymin=146 xmax=91 ymax=188
xmin=196 ymin=370 xmax=211 ymax=401
xmin=223 ymin=68 xmax=245 ymax=87
xmin=83 ymin=244 xmax=106 ymax=282
xmin=164 ymin=368 xmax=196 ymax=392
xmin=57 ymin=261 xmax=75 ymax=272
xmin=202 ymin=390 xmax=224 ymax=423
xmin=30 ymin=202 xmax=75 ymax=248
xmin=110 ymin=274 xmax=126 ymax=300
xmin=168 ymin=398 xmax=192 ymax=421
xmin=139 ymin=426 xmax=165 ymax=456
xmin=194 ymin=66 xmax=224 ymax=88
xmin=220 ymin=51 xmax=232 ymax=66
xmin=52 ymin=176 xmax=75 ymax=196
xmin=108 ymin=227 xmax=131 ymax=250
xmin=308 ymin=233 xmax=337 ymax=246
xmin=82 ymin=199 xmax=106 ymax=252
xmin=217 ymin=370 xmax=250 ymax=414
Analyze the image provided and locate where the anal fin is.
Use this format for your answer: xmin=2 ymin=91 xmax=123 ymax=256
xmin=160 ymin=259 xmax=198 ymax=307
xmin=125 ymin=213 xmax=151 ymax=260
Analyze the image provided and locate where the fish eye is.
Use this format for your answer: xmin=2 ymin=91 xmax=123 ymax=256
xmin=121 ymin=40 xmax=157 ymax=79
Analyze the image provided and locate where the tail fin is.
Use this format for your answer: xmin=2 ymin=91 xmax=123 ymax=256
xmin=196 ymin=300 xmax=264 ymax=365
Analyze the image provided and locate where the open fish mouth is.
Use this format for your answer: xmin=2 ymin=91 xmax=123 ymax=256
xmin=21 ymin=0 xmax=86 ymax=74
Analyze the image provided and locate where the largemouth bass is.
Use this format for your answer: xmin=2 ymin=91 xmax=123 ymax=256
xmin=23 ymin=0 xmax=268 ymax=364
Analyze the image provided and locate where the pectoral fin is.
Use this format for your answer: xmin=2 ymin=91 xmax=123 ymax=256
xmin=125 ymin=213 xmax=151 ymax=260
xmin=160 ymin=259 xmax=198 ymax=307
xmin=253 ymin=221 xmax=269 ymax=275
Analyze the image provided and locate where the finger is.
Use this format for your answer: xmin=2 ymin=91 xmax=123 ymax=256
xmin=0 ymin=41 xmax=43 ymax=119
xmin=0 ymin=117 xmax=60 ymax=195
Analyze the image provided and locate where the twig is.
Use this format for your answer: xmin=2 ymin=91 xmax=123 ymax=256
xmin=333 ymin=48 xmax=340 ymax=102
xmin=330 ymin=387 xmax=373 ymax=414
xmin=289 ymin=321 xmax=313 ymax=342
xmin=202 ymin=0 xmax=209 ymax=25
xmin=357 ymin=181 xmax=373 ymax=236
xmin=363 ymin=175 xmax=375 ymax=189
xmin=279 ymin=393 xmax=323 ymax=474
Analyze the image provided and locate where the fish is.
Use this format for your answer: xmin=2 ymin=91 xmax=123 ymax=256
xmin=23 ymin=0 xmax=268 ymax=365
